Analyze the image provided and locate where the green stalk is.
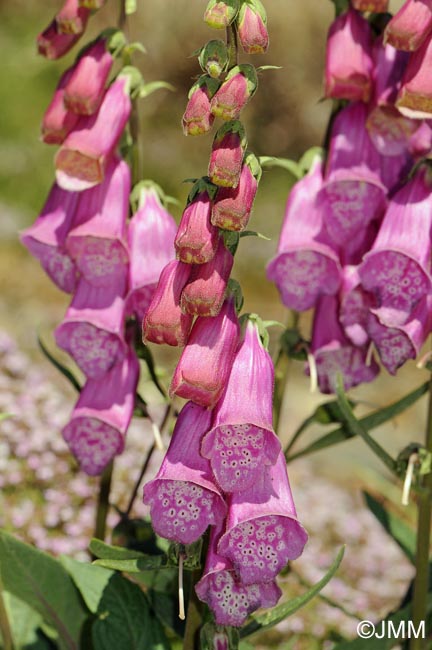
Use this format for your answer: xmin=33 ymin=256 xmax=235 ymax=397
xmin=94 ymin=461 xmax=114 ymax=542
xmin=0 ymin=574 xmax=13 ymax=650
xmin=226 ymin=23 xmax=238 ymax=69
xmin=410 ymin=378 xmax=432 ymax=650
xmin=273 ymin=310 xmax=299 ymax=434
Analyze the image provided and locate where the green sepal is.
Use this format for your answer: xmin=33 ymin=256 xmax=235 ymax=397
xmin=130 ymin=179 xmax=178 ymax=213
xmin=117 ymin=65 xmax=144 ymax=98
xmin=244 ymin=151 xmax=262 ymax=183
xmin=204 ymin=0 xmax=240 ymax=29
xmin=239 ymin=312 xmax=271 ymax=349
xmin=187 ymin=176 xmax=219 ymax=204
xmin=101 ymin=28 xmax=127 ymax=58
xmin=238 ymin=0 xmax=267 ymax=25
xmin=188 ymin=74 xmax=221 ymax=100
xmin=213 ymin=119 xmax=248 ymax=150
xmin=167 ymin=539 xmax=203 ymax=570
xmin=224 ymin=63 xmax=258 ymax=97
xmin=223 ymin=230 xmax=241 ymax=255
xmin=198 ymin=40 xmax=229 ymax=78
xmin=122 ymin=41 xmax=147 ymax=61
xmin=227 ymin=278 xmax=244 ymax=313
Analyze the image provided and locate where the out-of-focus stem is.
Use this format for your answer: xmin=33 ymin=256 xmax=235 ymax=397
xmin=94 ymin=461 xmax=114 ymax=541
xmin=130 ymin=99 xmax=142 ymax=185
xmin=273 ymin=310 xmax=299 ymax=434
xmin=183 ymin=569 xmax=203 ymax=650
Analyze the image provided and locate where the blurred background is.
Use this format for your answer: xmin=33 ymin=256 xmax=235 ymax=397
xmin=0 ymin=0 xmax=424 ymax=647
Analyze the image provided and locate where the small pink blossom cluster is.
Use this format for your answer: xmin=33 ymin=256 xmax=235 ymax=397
xmin=268 ymin=3 xmax=432 ymax=393
xmin=22 ymin=12 xmax=178 ymax=476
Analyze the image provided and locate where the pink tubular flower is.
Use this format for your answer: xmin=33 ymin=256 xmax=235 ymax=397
xmin=351 ymin=0 xmax=389 ymax=10
xmin=201 ymin=319 xmax=281 ymax=493
xmin=170 ymin=296 xmax=240 ymax=408
xmin=66 ymin=156 xmax=130 ymax=294
xmin=324 ymin=8 xmax=373 ymax=103
xmin=195 ymin=524 xmax=281 ymax=627
xmin=218 ymin=451 xmax=308 ymax=585
xmin=55 ymin=75 xmax=131 ymax=191
xmin=37 ymin=20 xmax=81 ymax=60
xmin=180 ymin=238 xmax=233 ymax=317
xmin=309 ymin=295 xmax=379 ymax=394
xmin=63 ymin=39 xmax=113 ymax=115
xmin=319 ymin=102 xmax=387 ymax=245
xmin=266 ymin=157 xmax=341 ymax=311
xmin=143 ymin=402 xmax=226 ymax=544
xmin=63 ymin=344 xmax=139 ymax=475
xmin=368 ymin=296 xmax=432 ymax=375
xmin=175 ymin=191 xmax=220 ymax=264
xmin=397 ymin=35 xmax=432 ymax=119
xmin=41 ymin=68 xmax=80 ymax=145
xmin=20 ymin=183 xmax=79 ymax=293
xmin=182 ymin=76 xmax=220 ymax=136
xmin=126 ymin=186 xmax=177 ymax=321
xmin=208 ymin=120 xmax=247 ymax=188
xmin=142 ymin=260 xmax=193 ymax=347
xmin=237 ymin=0 xmax=269 ymax=55
xmin=55 ymin=278 xmax=126 ymax=379
xmin=210 ymin=64 xmax=258 ymax=121
xmin=384 ymin=0 xmax=432 ymax=52
xmin=211 ymin=154 xmax=259 ymax=231
xmin=56 ymin=0 xmax=90 ymax=35
xmin=339 ymin=266 xmax=376 ymax=347
xmin=359 ymin=166 xmax=432 ymax=326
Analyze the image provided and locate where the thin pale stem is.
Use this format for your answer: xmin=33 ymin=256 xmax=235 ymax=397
xmin=94 ymin=461 xmax=114 ymax=542
xmin=118 ymin=0 xmax=127 ymax=30
xmin=410 ymin=378 xmax=432 ymax=650
xmin=0 ymin=575 xmax=14 ymax=650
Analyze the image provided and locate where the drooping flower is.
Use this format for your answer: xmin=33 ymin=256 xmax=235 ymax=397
xmin=143 ymin=401 xmax=226 ymax=544
xmin=175 ymin=184 xmax=220 ymax=265
xmin=37 ymin=20 xmax=82 ymax=60
xmin=201 ymin=318 xmax=281 ymax=493
xmin=63 ymin=344 xmax=139 ymax=475
xmin=170 ymin=296 xmax=240 ymax=408
xmin=63 ymin=38 xmax=114 ymax=115
xmin=55 ymin=75 xmax=131 ymax=191
xmin=211 ymin=153 xmax=260 ymax=231
xmin=20 ymin=183 xmax=79 ymax=293
xmin=195 ymin=524 xmax=281 ymax=626
xmin=41 ymin=68 xmax=80 ymax=145
xmin=217 ymin=451 xmax=308 ymax=585
xmin=359 ymin=166 xmax=432 ymax=326
xmin=66 ymin=156 xmax=130 ymax=295
xmin=204 ymin=0 xmax=239 ymax=29
xmin=210 ymin=64 xmax=258 ymax=121
xmin=182 ymin=76 xmax=220 ymax=136
xmin=309 ymin=294 xmax=379 ymax=394
xmin=237 ymin=0 xmax=269 ymax=55
xmin=55 ymin=278 xmax=126 ymax=379
xmin=142 ymin=260 xmax=193 ymax=347
xmin=324 ymin=8 xmax=373 ymax=103
xmin=180 ymin=237 xmax=233 ymax=317
xmin=397 ymin=35 xmax=432 ymax=119
xmin=126 ymin=185 xmax=177 ymax=321
xmin=384 ymin=0 xmax=432 ymax=52
xmin=56 ymin=0 xmax=90 ymax=35
xmin=266 ymin=156 xmax=341 ymax=311
xmin=208 ymin=120 xmax=247 ymax=188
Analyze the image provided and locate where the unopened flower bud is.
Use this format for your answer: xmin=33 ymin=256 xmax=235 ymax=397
xmin=237 ymin=0 xmax=269 ymax=55
xmin=204 ymin=0 xmax=240 ymax=29
xmin=198 ymin=40 xmax=229 ymax=78
xmin=208 ymin=120 xmax=247 ymax=188
xmin=56 ymin=0 xmax=90 ymax=35
xmin=211 ymin=152 xmax=260 ymax=231
xmin=182 ymin=76 xmax=220 ymax=136
xmin=211 ymin=64 xmax=258 ymax=121
xmin=63 ymin=38 xmax=113 ymax=115
xmin=175 ymin=187 xmax=220 ymax=264
xmin=37 ymin=20 xmax=81 ymax=60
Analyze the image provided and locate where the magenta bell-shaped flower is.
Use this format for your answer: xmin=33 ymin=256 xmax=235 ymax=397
xmin=170 ymin=296 xmax=240 ymax=408
xmin=37 ymin=20 xmax=82 ymax=60
xmin=142 ymin=260 xmax=193 ymax=347
xmin=55 ymin=75 xmax=131 ymax=191
xmin=237 ymin=0 xmax=269 ymax=55
xmin=55 ymin=278 xmax=127 ymax=380
xmin=208 ymin=120 xmax=247 ymax=188
xmin=367 ymin=295 xmax=432 ymax=375
xmin=309 ymin=295 xmax=379 ymax=394
xmin=195 ymin=524 xmax=281 ymax=627
xmin=217 ymin=451 xmax=308 ymax=585
xmin=56 ymin=0 xmax=90 ymax=35
xmin=384 ymin=0 xmax=432 ymax=52
xmin=339 ymin=265 xmax=376 ymax=347
xmin=143 ymin=401 xmax=226 ymax=544
xmin=182 ymin=76 xmax=220 ymax=136
xmin=126 ymin=186 xmax=177 ymax=322
xmin=41 ymin=68 xmax=79 ymax=145
xmin=180 ymin=237 xmax=234 ymax=317
xmin=201 ymin=319 xmax=281 ymax=493
xmin=320 ymin=102 xmax=387 ymax=245
xmin=397 ymin=35 xmax=432 ymax=119
xmin=266 ymin=157 xmax=341 ymax=311
xmin=66 ymin=156 xmax=130 ymax=295
xmin=20 ymin=183 xmax=79 ymax=293
xmin=63 ymin=38 xmax=113 ymax=115
xmin=63 ymin=344 xmax=139 ymax=475
xmin=359 ymin=166 xmax=432 ymax=326
xmin=175 ymin=191 xmax=220 ymax=265
xmin=324 ymin=8 xmax=373 ymax=103
xmin=211 ymin=154 xmax=260 ymax=231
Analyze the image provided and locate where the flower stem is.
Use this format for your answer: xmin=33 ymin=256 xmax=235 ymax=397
xmin=273 ymin=310 xmax=299 ymax=434
xmin=0 ymin=575 xmax=14 ymax=650
xmin=183 ymin=569 xmax=203 ymax=650
xmin=94 ymin=461 xmax=114 ymax=541
xmin=226 ymin=24 xmax=238 ymax=69
xmin=410 ymin=378 xmax=432 ymax=650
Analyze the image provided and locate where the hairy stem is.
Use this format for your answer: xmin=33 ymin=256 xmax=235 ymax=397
xmin=94 ymin=461 xmax=114 ymax=542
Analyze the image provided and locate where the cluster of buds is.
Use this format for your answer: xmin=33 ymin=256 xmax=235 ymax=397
xmin=22 ymin=10 xmax=176 ymax=475
xmin=142 ymin=0 xmax=308 ymax=628
xmin=267 ymin=2 xmax=432 ymax=393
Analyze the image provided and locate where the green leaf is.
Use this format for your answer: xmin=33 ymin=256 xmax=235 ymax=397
xmin=363 ymin=492 xmax=416 ymax=563
xmin=0 ymin=531 xmax=86 ymax=650
xmin=60 ymin=556 xmax=114 ymax=614
xmin=3 ymin=591 xmax=46 ymax=649
xmin=258 ymin=156 xmax=301 ymax=179
xmin=238 ymin=230 xmax=271 ymax=241
xmin=288 ymin=381 xmax=428 ymax=461
xmin=330 ymin=0 xmax=350 ymax=16
xmin=135 ymin=344 xmax=167 ymax=398
xmin=240 ymin=546 xmax=345 ymax=638
xmin=93 ymin=556 xmax=168 ymax=573
xmin=92 ymin=574 xmax=169 ymax=650
xmin=38 ymin=336 xmax=81 ymax=393
xmin=125 ymin=0 xmax=137 ymax=14
xmin=139 ymin=81 xmax=175 ymax=99
xmin=89 ymin=539 xmax=150 ymax=561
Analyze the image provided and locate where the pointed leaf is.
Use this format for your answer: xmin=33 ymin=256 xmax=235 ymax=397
xmin=240 ymin=547 xmax=345 ymax=638
xmin=38 ymin=336 xmax=81 ymax=393
xmin=259 ymin=156 xmax=301 ymax=179
xmin=139 ymin=81 xmax=175 ymax=99
xmin=93 ymin=556 xmax=168 ymax=573
xmin=60 ymin=556 xmax=114 ymax=614
xmin=239 ymin=230 xmax=271 ymax=241
xmin=363 ymin=492 xmax=416 ymax=563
